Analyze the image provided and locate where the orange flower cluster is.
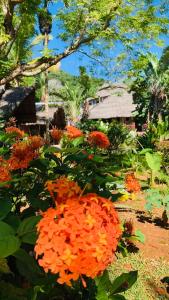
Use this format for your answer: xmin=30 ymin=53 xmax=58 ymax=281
xmin=45 ymin=176 xmax=82 ymax=203
xmin=50 ymin=129 xmax=63 ymax=144
xmin=125 ymin=173 xmax=141 ymax=193
xmin=35 ymin=177 xmax=121 ymax=286
xmin=8 ymin=141 xmax=35 ymax=170
xmin=28 ymin=135 xmax=44 ymax=150
xmin=66 ymin=126 xmax=83 ymax=139
xmin=8 ymin=136 xmax=44 ymax=170
xmin=88 ymin=131 xmax=110 ymax=149
xmin=5 ymin=126 xmax=25 ymax=138
xmin=0 ymin=157 xmax=11 ymax=184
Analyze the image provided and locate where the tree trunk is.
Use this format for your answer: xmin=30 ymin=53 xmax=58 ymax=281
xmin=44 ymin=33 xmax=50 ymax=141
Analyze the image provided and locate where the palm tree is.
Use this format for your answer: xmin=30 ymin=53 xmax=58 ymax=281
xmin=131 ymin=51 xmax=169 ymax=125
xmin=51 ymin=81 xmax=85 ymax=123
xmin=146 ymin=54 xmax=169 ymax=122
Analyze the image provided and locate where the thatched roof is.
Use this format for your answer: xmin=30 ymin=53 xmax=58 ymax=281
xmin=88 ymin=84 xmax=136 ymax=119
xmin=35 ymin=102 xmax=65 ymax=124
xmin=0 ymin=87 xmax=34 ymax=116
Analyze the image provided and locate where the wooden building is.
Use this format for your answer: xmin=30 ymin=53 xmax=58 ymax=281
xmin=0 ymin=86 xmax=65 ymax=134
xmin=88 ymin=84 xmax=136 ymax=128
xmin=0 ymin=87 xmax=36 ymax=124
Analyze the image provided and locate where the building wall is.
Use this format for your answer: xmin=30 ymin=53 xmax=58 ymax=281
xmin=13 ymin=90 xmax=36 ymax=124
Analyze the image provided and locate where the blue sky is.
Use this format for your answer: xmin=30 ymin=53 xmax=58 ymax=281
xmin=33 ymin=0 xmax=169 ymax=79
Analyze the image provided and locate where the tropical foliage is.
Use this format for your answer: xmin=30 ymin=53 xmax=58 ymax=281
xmin=0 ymin=0 xmax=168 ymax=85
xmin=0 ymin=124 xmax=143 ymax=300
xmin=0 ymin=111 xmax=169 ymax=298
xmin=130 ymin=49 xmax=169 ymax=125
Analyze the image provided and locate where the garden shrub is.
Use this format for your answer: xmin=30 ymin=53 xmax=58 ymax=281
xmin=107 ymin=121 xmax=131 ymax=151
xmin=0 ymin=125 xmax=138 ymax=299
xmin=78 ymin=120 xmax=109 ymax=134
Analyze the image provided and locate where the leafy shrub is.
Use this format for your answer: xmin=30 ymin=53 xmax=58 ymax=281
xmin=78 ymin=120 xmax=109 ymax=134
xmin=107 ymin=121 xmax=131 ymax=150
xmin=138 ymin=119 xmax=169 ymax=149
xmin=145 ymin=189 xmax=169 ymax=226
xmin=0 ymin=126 xmax=138 ymax=299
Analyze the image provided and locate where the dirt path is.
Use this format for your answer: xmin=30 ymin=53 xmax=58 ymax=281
xmin=115 ymin=199 xmax=169 ymax=260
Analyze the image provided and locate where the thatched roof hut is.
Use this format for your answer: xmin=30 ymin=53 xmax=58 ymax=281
xmin=88 ymin=84 xmax=136 ymax=120
xmin=0 ymin=87 xmax=36 ymax=123
xmin=35 ymin=102 xmax=63 ymax=123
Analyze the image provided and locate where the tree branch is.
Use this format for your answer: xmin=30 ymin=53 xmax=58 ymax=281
xmin=77 ymin=49 xmax=110 ymax=72
xmin=10 ymin=0 xmax=25 ymax=4
xmin=1 ymin=0 xmax=25 ymax=41
xmin=0 ymin=0 xmax=122 ymax=86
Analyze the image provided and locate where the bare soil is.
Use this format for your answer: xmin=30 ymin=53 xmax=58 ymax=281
xmin=115 ymin=198 xmax=169 ymax=261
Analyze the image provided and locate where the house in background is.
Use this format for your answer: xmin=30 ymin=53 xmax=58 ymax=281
xmin=0 ymin=87 xmax=36 ymax=124
xmin=88 ymin=84 xmax=136 ymax=128
xmin=0 ymin=85 xmax=65 ymax=134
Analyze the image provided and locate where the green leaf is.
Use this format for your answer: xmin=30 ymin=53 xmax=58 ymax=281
xmin=61 ymin=147 xmax=80 ymax=154
xmin=30 ymin=158 xmax=50 ymax=173
xmin=0 ymin=235 xmax=20 ymax=258
xmin=31 ymin=34 xmax=45 ymax=46
xmin=95 ymin=270 xmax=111 ymax=291
xmin=0 ymin=198 xmax=12 ymax=220
xmin=110 ymin=271 xmax=138 ymax=295
xmin=96 ymin=289 xmax=109 ymax=300
xmin=26 ymin=183 xmax=49 ymax=211
xmin=71 ymin=136 xmax=84 ymax=147
xmin=92 ymin=155 xmax=104 ymax=163
xmin=109 ymin=295 xmax=126 ymax=300
xmin=95 ymin=271 xmax=111 ymax=300
xmin=17 ymin=216 xmax=41 ymax=244
xmin=4 ymin=214 xmax=21 ymax=231
xmin=139 ymin=148 xmax=153 ymax=155
xmin=13 ymin=249 xmax=43 ymax=283
xmin=0 ymin=221 xmax=15 ymax=236
xmin=135 ymin=229 xmax=145 ymax=243
xmin=44 ymin=146 xmax=60 ymax=154
xmin=145 ymin=152 xmax=162 ymax=172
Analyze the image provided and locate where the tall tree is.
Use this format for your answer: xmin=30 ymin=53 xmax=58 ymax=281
xmin=59 ymin=82 xmax=85 ymax=122
xmin=0 ymin=0 xmax=40 ymax=81
xmin=38 ymin=0 xmax=52 ymax=139
xmin=130 ymin=51 xmax=169 ymax=124
xmin=0 ymin=0 xmax=168 ymax=86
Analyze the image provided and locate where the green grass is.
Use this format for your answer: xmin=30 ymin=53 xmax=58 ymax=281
xmin=109 ymin=253 xmax=169 ymax=300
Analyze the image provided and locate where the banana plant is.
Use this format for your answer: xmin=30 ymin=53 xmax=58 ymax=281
xmin=145 ymin=152 xmax=162 ymax=187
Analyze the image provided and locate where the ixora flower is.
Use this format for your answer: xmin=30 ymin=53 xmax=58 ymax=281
xmin=28 ymin=135 xmax=44 ymax=150
xmin=8 ymin=137 xmax=43 ymax=170
xmin=88 ymin=131 xmax=110 ymax=149
xmin=0 ymin=157 xmax=11 ymax=184
xmin=50 ymin=128 xmax=63 ymax=144
xmin=5 ymin=126 xmax=25 ymax=138
xmin=35 ymin=177 xmax=121 ymax=287
xmin=125 ymin=173 xmax=141 ymax=193
xmin=45 ymin=176 xmax=82 ymax=203
xmin=66 ymin=126 xmax=83 ymax=139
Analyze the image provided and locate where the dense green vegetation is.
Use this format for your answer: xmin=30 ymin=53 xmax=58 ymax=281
xmin=0 ymin=0 xmax=168 ymax=85
xmin=130 ymin=48 xmax=169 ymax=125
xmin=0 ymin=1 xmax=169 ymax=299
